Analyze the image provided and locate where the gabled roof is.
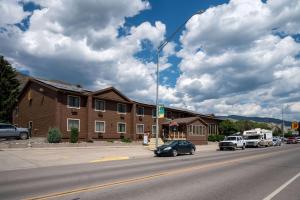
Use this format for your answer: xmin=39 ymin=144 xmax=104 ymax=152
xmin=92 ymin=87 xmax=132 ymax=103
xmin=162 ymin=117 xmax=208 ymax=126
xmin=34 ymin=78 xmax=91 ymax=93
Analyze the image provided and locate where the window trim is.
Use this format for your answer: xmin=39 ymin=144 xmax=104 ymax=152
xmin=136 ymin=124 xmax=144 ymax=134
xmin=117 ymin=122 xmax=126 ymax=133
xmin=67 ymin=95 xmax=80 ymax=109
xmin=67 ymin=118 xmax=80 ymax=132
xmin=152 ymin=125 xmax=157 ymax=135
xmin=188 ymin=124 xmax=205 ymax=136
xmin=136 ymin=107 xmax=144 ymax=117
xmin=94 ymin=99 xmax=106 ymax=112
xmin=117 ymin=103 xmax=127 ymax=114
xmin=95 ymin=120 xmax=105 ymax=133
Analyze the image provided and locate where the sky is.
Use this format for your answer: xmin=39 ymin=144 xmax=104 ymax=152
xmin=0 ymin=0 xmax=300 ymax=121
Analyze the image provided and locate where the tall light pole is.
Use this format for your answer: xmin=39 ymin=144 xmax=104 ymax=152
xmin=282 ymin=105 xmax=284 ymax=139
xmin=155 ymin=10 xmax=205 ymax=148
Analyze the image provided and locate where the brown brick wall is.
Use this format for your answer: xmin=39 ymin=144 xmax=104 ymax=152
xmin=13 ymin=82 xmax=57 ymax=136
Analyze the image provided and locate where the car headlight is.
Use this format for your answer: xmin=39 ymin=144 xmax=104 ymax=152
xmin=164 ymin=147 xmax=172 ymax=151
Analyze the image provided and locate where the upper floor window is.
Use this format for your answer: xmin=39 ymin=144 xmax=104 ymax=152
xmin=68 ymin=95 xmax=80 ymax=108
xmin=95 ymin=99 xmax=105 ymax=111
xmin=117 ymin=103 xmax=126 ymax=114
xmin=152 ymin=109 xmax=157 ymax=118
xmin=136 ymin=107 xmax=144 ymax=116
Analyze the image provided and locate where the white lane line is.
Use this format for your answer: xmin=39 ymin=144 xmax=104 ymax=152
xmin=263 ymin=171 xmax=300 ymax=200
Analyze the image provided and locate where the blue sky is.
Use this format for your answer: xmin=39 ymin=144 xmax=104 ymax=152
xmin=0 ymin=0 xmax=300 ymax=121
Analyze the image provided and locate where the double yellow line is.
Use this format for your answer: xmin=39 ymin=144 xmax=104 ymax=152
xmin=25 ymin=147 xmax=299 ymax=200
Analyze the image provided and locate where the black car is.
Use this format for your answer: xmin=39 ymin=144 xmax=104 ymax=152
xmin=154 ymin=140 xmax=196 ymax=157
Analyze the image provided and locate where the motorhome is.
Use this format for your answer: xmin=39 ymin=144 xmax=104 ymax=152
xmin=243 ymin=128 xmax=273 ymax=147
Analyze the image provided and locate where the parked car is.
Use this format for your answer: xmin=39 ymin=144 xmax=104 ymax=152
xmin=286 ymin=137 xmax=298 ymax=144
xmin=219 ymin=135 xmax=245 ymax=151
xmin=0 ymin=123 xmax=29 ymax=140
xmin=297 ymin=137 xmax=300 ymax=143
xmin=154 ymin=140 xmax=196 ymax=157
xmin=272 ymin=137 xmax=282 ymax=146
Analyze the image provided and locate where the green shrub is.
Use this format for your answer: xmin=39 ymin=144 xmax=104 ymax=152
xmin=47 ymin=128 xmax=62 ymax=143
xmin=208 ymin=135 xmax=225 ymax=142
xmin=70 ymin=127 xmax=79 ymax=143
xmin=121 ymin=137 xmax=132 ymax=143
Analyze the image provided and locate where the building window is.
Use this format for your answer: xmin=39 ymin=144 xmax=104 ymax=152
xmin=67 ymin=119 xmax=80 ymax=131
xmin=117 ymin=122 xmax=126 ymax=133
xmin=166 ymin=111 xmax=172 ymax=119
xmin=95 ymin=121 xmax=105 ymax=133
xmin=152 ymin=125 xmax=157 ymax=135
xmin=95 ymin=99 xmax=105 ymax=111
xmin=68 ymin=95 xmax=80 ymax=108
xmin=188 ymin=125 xmax=205 ymax=136
xmin=117 ymin=103 xmax=126 ymax=114
xmin=136 ymin=107 xmax=144 ymax=116
xmin=136 ymin=124 xmax=144 ymax=134
xmin=152 ymin=109 xmax=156 ymax=118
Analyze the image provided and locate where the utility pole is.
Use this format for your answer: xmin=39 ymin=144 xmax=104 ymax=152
xmin=282 ymin=105 xmax=284 ymax=139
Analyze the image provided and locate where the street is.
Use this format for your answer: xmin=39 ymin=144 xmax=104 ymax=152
xmin=0 ymin=144 xmax=300 ymax=200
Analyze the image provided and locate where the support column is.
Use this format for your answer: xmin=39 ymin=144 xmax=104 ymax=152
xmin=132 ymin=103 xmax=137 ymax=141
xmin=87 ymin=95 xmax=93 ymax=141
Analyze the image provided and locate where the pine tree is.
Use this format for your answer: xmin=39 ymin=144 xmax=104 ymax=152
xmin=0 ymin=56 xmax=20 ymax=123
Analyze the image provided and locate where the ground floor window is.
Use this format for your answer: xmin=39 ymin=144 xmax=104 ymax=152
xmin=67 ymin=119 xmax=80 ymax=131
xmin=95 ymin=121 xmax=105 ymax=133
xmin=136 ymin=124 xmax=144 ymax=134
xmin=208 ymin=124 xmax=218 ymax=135
xmin=188 ymin=125 xmax=205 ymax=136
xmin=117 ymin=122 xmax=126 ymax=133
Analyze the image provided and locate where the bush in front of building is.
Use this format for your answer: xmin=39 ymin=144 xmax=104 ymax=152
xmin=121 ymin=137 xmax=132 ymax=143
xmin=70 ymin=127 xmax=79 ymax=143
xmin=208 ymin=135 xmax=225 ymax=142
xmin=47 ymin=128 xmax=62 ymax=143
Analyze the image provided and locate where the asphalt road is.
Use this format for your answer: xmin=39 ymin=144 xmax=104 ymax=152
xmin=1 ymin=144 xmax=300 ymax=200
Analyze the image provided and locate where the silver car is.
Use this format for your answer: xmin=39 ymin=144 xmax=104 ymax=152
xmin=272 ymin=137 xmax=282 ymax=146
xmin=0 ymin=123 xmax=29 ymax=140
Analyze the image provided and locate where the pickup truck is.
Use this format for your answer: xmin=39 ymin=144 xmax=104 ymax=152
xmin=0 ymin=123 xmax=29 ymax=140
xmin=219 ymin=135 xmax=246 ymax=151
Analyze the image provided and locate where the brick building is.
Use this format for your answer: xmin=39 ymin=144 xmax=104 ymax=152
xmin=13 ymin=78 xmax=221 ymax=145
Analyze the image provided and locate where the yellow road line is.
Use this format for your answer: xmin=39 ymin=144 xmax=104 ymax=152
xmin=90 ymin=156 xmax=129 ymax=163
xmin=25 ymin=147 xmax=300 ymax=200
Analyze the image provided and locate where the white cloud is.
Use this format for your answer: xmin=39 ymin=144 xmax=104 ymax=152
xmin=175 ymin=0 xmax=300 ymax=120
xmin=0 ymin=0 xmax=30 ymax=26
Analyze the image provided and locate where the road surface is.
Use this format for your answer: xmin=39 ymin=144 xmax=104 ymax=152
xmin=0 ymin=144 xmax=300 ymax=200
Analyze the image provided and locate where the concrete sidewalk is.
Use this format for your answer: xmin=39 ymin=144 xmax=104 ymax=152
xmin=0 ymin=143 xmax=218 ymax=172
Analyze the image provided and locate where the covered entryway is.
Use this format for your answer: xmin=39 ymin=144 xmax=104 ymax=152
xmin=162 ymin=117 xmax=208 ymax=145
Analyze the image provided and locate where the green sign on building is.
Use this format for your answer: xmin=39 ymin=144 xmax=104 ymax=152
xmin=159 ymin=105 xmax=165 ymax=118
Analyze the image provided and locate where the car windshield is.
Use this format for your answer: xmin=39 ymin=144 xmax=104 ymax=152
xmin=246 ymin=135 xmax=260 ymax=140
xmin=225 ymin=137 xmax=236 ymax=141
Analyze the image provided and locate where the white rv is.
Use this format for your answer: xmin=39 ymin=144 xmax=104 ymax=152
xmin=243 ymin=128 xmax=273 ymax=147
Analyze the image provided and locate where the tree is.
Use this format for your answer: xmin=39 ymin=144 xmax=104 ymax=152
xmin=0 ymin=56 xmax=20 ymax=123
xmin=219 ymin=120 xmax=238 ymax=136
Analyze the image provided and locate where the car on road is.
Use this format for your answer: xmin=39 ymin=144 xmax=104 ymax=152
xmin=286 ymin=137 xmax=298 ymax=144
xmin=154 ymin=140 xmax=196 ymax=157
xmin=219 ymin=135 xmax=245 ymax=151
xmin=297 ymin=137 xmax=300 ymax=143
xmin=272 ymin=137 xmax=282 ymax=146
xmin=0 ymin=123 xmax=29 ymax=140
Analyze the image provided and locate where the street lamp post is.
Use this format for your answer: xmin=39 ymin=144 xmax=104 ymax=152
xmin=155 ymin=10 xmax=205 ymax=148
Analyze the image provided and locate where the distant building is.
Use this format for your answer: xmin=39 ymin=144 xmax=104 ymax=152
xmin=13 ymin=77 xmax=222 ymax=145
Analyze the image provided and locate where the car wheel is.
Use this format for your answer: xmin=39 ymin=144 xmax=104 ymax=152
xmin=190 ymin=148 xmax=195 ymax=155
xmin=172 ymin=149 xmax=178 ymax=157
xmin=232 ymin=145 xmax=236 ymax=151
xmin=242 ymin=145 xmax=245 ymax=150
xmin=19 ymin=132 xmax=28 ymax=140
xmin=219 ymin=147 xmax=224 ymax=151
